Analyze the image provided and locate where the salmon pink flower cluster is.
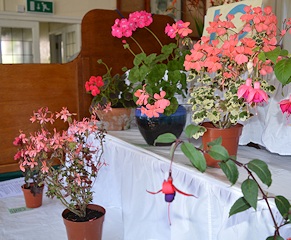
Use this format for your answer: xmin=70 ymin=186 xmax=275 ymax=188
xmin=134 ymin=85 xmax=170 ymax=118
xmin=112 ymin=10 xmax=192 ymax=116
xmin=13 ymin=107 xmax=106 ymax=217
xmin=184 ymin=5 xmax=291 ymax=129
xmin=165 ymin=20 xmax=193 ymax=38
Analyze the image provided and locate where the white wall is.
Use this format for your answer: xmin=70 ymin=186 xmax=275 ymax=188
xmin=0 ymin=0 xmax=116 ymax=18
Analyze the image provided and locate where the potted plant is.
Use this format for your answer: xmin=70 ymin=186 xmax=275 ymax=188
xmin=182 ymin=5 xmax=291 ymax=166
xmin=153 ymin=4 xmax=291 ymax=239
xmin=32 ymin=107 xmax=107 ymax=240
xmin=15 ymin=106 xmax=107 ymax=239
xmin=85 ymin=59 xmax=136 ymax=131
xmin=13 ymin=107 xmax=54 ymax=208
xmin=111 ymin=10 xmax=192 ymax=144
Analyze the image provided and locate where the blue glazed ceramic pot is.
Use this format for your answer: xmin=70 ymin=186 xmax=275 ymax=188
xmin=135 ymin=105 xmax=187 ymax=145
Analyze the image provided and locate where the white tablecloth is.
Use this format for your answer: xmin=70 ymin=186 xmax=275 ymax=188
xmin=1 ymin=129 xmax=291 ymax=240
xmin=95 ymin=130 xmax=291 ymax=240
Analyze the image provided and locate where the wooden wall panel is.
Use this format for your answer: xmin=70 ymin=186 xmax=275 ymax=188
xmin=0 ymin=9 xmax=174 ymax=174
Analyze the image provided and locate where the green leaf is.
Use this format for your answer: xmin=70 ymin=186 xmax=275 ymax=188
xmin=241 ymin=179 xmax=258 ymax=210
xmin=274 ymin=58 xmax=291 ymax=86
xmin=154 ymin=133 xmax=177 ymax=145
xmin=266 ymin=236 xmax=284 ymax=240
xmin=144 ymin=53 xmax=157 ymax=65
xmin=208 ymin=145 xmax=229 ymax=161
xmin=207 ymin=136 xmax=222 ymax=147
xmin=258 ymin=52 xmax=266 ymax=62
xmin=220 ymin=160 xmax=239 ymax=185
xmin=184 ymin=125 xmax=206 ymax=139
xmin=275 ymin=195 xmax=291 ymax=218
xmin=133 ymin=53 xmax=146 ymax=66
xmin=247 ymin=159 xmax=272 ymax=187
xmin=264 ymin=46 xmax=281 ymax=63
xmin=181 ymin=142 xmax=206 ymax=172
xmin=229 ymin=197 xmax=251 ymax=217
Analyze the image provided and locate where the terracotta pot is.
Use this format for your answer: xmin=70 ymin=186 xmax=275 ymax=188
xmin=96 ymin=108 xmax=132 ymax=131
xmin=21 ymin=183 xmax=44 ymax=208
xmin=202 ymin=122 xmax=243 ymax=168
xmin=62 ymin=204 xmax=105 ymax=240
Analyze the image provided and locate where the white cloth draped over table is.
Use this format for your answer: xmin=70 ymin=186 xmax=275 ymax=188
xmin=92 ymin=131 xmax=291 ymax=240
xmin=239 ymin=74 xmax=291 ymax=155
xmin=1 ymin=130 xmax=291 ymax=240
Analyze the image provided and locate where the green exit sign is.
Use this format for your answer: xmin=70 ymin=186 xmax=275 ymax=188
xmin=26 ymin=0 xmax=53 ymax=14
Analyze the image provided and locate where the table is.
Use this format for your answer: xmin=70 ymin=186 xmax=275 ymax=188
xmin=1 ymin=129 xmax=291 ymax=240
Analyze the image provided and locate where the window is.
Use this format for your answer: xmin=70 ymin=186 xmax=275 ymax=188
xmin=0 ymin=19 xmax=40 ymax=63
xmin=1 ymin=27 xmax=33 ymax=63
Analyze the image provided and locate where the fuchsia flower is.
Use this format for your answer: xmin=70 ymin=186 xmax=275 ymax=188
xmin=279 ymin=95 xmax=291 ymax=117
xmin=147 ymin=171 xmax=196 ymax=225
xmin=237 ymin=78 xmax=253 ymax=100
xmin=247 ymin=82 xmax=268 ymax=104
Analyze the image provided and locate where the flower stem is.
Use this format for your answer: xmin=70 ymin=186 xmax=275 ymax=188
xmin=145 ymin=27 xmax=164 ymax=48
xmin=130 ymin=36 xmax=145 ymax=53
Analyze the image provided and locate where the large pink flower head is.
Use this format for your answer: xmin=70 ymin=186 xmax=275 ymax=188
xmin=129 ymin=10 xmax=153 ymax=28
xmin=111 ymin=18 xmax=133 ymax=38
xmin=85 ymin=76 xmax=104 ymax=96
xmin=111 ymin=11 xmax=153 ymax=39
xmin=279 ymin=95 xmax=291 ymax=116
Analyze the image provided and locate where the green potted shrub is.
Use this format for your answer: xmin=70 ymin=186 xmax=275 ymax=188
xmin=85 ymin=59 xmax=136 ymax=131
xmin=111 ymin=10 xmax=192 ymax=144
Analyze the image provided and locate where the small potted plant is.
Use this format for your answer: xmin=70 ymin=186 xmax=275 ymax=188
xmin=183 ymin=5 xmax=291 ymax=166
xmin=39 ymin=107 xmax=106 ymax=240
xmin=13 ymin=107 xmax=54 ymax=208
xmin=85 ymin=59 xmax=136 ymax=131
xmin=111 ymin=10 xmax=192 ymax=144
xmin=15 ymin=106 xmax=107 ymax=240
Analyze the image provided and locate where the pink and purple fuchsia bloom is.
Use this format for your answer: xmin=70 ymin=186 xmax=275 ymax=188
xmin=147 ymin=171 xmax=196 ymax=225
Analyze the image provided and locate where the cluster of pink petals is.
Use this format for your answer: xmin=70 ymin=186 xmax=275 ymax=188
xmin=134 ymin=86 xmax=170 ymax=118
xmin=85 ymin=76 xmax=104 ymax=96
xmin=184 ymin=6 xmax=280 ymax=76
xmin=237 ymin=78 xmax=268 ymax=104
xmin=165 ymin=20 xmax=193 ymax=39
xmin=279 ymin=95 xmax=291 ymax=117
xmin=13 ymin=107 xmax=100 ymax=174
xmin=111 ymin=10 xmax=153 ymax=38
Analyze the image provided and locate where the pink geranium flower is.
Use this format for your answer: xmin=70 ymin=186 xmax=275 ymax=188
xmin=85 ymin=76 xmax=104 ymax=97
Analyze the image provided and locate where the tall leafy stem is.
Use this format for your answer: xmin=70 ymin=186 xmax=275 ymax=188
xmin=155 ymin=126 xmax=291 ymax=240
